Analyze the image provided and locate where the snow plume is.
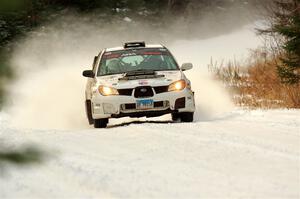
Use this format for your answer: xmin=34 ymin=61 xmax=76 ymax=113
xmin=169 ymin=25 xmax=262 ymax=121
xmin=169 ymin=47 xmax=234 ymax=121
xmin=4 ymin=13 xmax=260 ymax=130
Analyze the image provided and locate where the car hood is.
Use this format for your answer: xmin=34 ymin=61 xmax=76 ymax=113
xmin=96 ymin=70 xmax=182 ymax=89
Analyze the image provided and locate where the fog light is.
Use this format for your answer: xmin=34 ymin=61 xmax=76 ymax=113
xmin=93 ymin=103 xmax=102 ymax=114
xmin=103 ymin=103 xmax=117 ymax=114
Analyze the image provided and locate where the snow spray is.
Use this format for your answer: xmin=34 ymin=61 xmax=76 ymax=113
xmin=5 ymin=14 xmax=259 ymax=130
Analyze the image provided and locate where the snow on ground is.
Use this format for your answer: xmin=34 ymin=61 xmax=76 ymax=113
xmin=1 ymin=20 xmax=299 ymax=198
xmin=0 ymin=109 xmax=299 ymax=199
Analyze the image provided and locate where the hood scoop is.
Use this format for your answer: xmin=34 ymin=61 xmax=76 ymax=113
xmin=119 ymin=70 xmax=165 ymax=81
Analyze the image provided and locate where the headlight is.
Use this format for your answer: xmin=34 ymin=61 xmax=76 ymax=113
xmin=98 ymin=85 xmax=119 ymax=96
xmin=168 ymin=80 xmax=186 ymax=92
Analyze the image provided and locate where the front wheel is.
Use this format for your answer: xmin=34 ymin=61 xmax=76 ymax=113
xmin=179 ymin=112 xmax=194 ymax=122
xmin=85 ymin=100 xmax=94 ymax=125
xmin=94 ymin=118 xmax=108 ymax=128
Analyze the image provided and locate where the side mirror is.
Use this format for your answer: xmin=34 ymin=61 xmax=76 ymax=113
xmin=181 ymin=63 xmax=193 ymax=71
xmin=82 ymin=70 xmax=95 ymax=78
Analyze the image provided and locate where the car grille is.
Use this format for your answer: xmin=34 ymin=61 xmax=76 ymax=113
xmin=118 ymin=86 xmax=169 ymax=97
xmin=154 ymin=101 xmax=164 ymax=107
xmin=118 ymin=88 xmax=133 ymax=96
xmin=134 ymin=86 xmax=154 ymax=98
xmin=153 ymin=86 xmax=169 ymax=94
xmin=124 ymin=103 xmax=136 ymax=109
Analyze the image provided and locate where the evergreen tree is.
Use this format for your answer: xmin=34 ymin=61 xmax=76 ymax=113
xmin=271 ymin=0 xmax=300 ymax=84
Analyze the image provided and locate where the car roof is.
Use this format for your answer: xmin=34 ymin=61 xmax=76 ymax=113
xmin=105 ymin=44 xmax=165 ymax=52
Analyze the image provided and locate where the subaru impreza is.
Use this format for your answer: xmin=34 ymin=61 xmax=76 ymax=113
xmin=82 ymin=42 xmax=195 ymax=128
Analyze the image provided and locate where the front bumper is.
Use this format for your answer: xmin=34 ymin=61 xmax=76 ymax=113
xmin=91 ymin=88 xmax=195 ymax=119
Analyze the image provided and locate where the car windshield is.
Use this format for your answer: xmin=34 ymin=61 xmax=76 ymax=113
xmin=97 ymin=48 xmax=178 ymax=76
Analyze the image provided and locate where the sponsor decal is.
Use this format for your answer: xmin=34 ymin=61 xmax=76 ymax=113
xmin=139 ymin=80 xmax=148 ymax=85
xmin=103 ymin=53 xmax=121 ymax=59
xmin=103 ymin=50 xmax=170 ymax=59
xmin=141 ymin=51 xmax=162 ymax=55
xmin=121 ymin=53 xmax=136 ymax=57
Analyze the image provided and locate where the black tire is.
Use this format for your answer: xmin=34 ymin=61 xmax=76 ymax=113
xmin=94 ymin=118 xmax=108 ymax=128
xmin=179 ymin=112 xmax=194 ymax=122
xmin=85 ymin=100 xmax=94 ymax=125
xmin=171 ymin=113 xmax=180 ymax=121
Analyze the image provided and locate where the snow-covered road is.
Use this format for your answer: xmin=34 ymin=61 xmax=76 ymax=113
xmin=0 ymin=109 xmax=299 ymax=199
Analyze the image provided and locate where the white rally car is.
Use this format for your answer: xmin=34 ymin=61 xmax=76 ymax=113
xmin=82 ymin=42 xmax=195 ymax=128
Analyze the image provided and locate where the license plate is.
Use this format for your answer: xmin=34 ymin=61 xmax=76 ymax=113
xmin=136 ymin=99 xmax=154 ymax=110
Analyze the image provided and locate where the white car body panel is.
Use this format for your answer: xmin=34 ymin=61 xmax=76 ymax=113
xmin=97 ymin=71 xmax=182 ymax=88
